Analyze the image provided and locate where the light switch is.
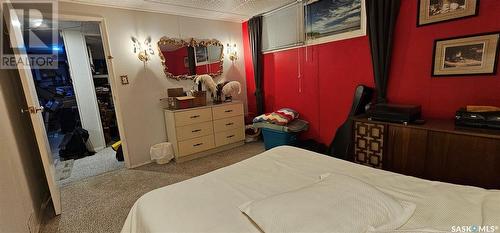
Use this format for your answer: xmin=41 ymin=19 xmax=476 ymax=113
xmin=120 ymin=75 xmax=129 ymax=85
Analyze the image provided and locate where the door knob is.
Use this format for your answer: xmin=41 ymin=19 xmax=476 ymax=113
xmin=21 ymin=106 xmax=44 ymax=114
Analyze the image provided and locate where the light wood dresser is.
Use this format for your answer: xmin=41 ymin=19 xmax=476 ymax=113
xmin=164 ymin=102 xmax=245 ymax=162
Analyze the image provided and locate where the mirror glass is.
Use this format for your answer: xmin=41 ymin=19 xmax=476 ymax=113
xmin=158 ymin=38 xmax=194 ymax=79
xmin=158 ymin=37 xmax=223 ymax=80
xmin=194 ymin=44 xmax=223 ymax=76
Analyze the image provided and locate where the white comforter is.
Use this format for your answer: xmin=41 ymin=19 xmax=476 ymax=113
xmin=122 ymin=146 xmax=500 ymax=233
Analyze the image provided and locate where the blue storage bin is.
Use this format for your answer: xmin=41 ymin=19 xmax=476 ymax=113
xmin=261 ymin=128 xmax=298 ymax=150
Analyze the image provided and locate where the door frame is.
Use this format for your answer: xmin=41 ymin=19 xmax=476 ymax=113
xmin=58 ymin=13 xmax=131 ymax=168
xmin=61 ymin=29 xmax=106 ymax=152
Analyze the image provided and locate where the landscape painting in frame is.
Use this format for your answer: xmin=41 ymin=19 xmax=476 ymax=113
xmin=418 ymin=0 xmax=479 ymax=26
xmin=432 ymin=33 xmax=500 ymax=76
xmin=305 ymin=0 xmax=366 ymax=44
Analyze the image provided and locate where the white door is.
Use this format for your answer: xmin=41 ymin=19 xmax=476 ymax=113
xmin=4 ymin=5 xmax=61 ymax=214
xmin=62 ymin=30 xmax=106 ymax=151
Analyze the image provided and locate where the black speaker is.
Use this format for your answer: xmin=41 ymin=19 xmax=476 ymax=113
xmin=328 ymin=85 xmax=374 ymax=160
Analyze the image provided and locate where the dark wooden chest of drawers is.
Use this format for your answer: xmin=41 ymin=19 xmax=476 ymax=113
xmin=352 ymin=117 xmax=500 ymax=189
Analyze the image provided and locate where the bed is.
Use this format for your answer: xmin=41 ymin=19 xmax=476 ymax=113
xmin=121 ymin=146 xmax=500 ymax=233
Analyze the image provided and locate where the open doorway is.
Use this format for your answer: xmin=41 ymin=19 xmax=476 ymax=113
xmin=26 ymin=21 xmax=124 ymax=186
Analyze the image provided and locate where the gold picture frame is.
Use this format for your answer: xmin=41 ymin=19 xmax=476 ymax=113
xmin=417 ymin=0 xmax=479 ymax=26
xmin=432 ymin=32 xmax=500 ymax=76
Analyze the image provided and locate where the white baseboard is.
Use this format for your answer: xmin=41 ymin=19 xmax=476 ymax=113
xmin=129 ymin=160 xmax=152 ymax=169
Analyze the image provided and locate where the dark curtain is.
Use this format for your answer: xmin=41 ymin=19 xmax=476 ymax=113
xmin=366 ymin=0 xmax=401 ymax=103
xmin=187 ymin=46 xmax=196 ymax=76
xmin=248 ymin=16 xmax=264 ymax=114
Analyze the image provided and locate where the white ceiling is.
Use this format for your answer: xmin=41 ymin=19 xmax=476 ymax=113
xmin=59 ymin=0 xmax=297 ymax=22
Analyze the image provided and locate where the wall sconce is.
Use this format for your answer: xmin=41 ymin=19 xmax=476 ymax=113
xmin=226 ymin=43 xmax=238 ymax=62
xmin=131 ymin=36 xmax=155 ymax=65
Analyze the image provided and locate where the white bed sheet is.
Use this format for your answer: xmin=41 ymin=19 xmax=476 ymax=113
xmin=122 ymin=146 xmax=500 ymax=233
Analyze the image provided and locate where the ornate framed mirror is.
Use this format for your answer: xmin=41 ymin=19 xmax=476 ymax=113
xmin=158 ymin=37 xmax=224 ymax=80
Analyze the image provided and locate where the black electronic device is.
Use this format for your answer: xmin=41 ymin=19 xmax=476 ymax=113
xmin=367 ymin=103 xmax=421 ymax=124
xmin=455 ymin=108 xmax=500 ymax=129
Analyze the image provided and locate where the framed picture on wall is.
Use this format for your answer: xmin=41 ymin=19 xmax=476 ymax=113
xmin=432 ymin=32 xmax=500 ymax=76
xmin=304 ymin=0 xmax=366 ymax=45
xmin=417 ymin=0 xmax=479 ymax=26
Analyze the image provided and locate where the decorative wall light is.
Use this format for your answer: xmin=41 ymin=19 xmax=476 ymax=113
xmin=131 ymin=36 xmax=155 ymax=65
xmin=226 ymin=43 xmax=238 ymax=62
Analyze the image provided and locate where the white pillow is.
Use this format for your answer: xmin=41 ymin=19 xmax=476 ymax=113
xmin=239 ymin=173 xmax=415 ymax=233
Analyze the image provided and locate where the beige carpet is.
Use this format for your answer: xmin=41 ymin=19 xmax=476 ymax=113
xmin=57 ymin=147 xmax=125 ymax=186
xmin=41 ymin=142 xmax=265 ymax=233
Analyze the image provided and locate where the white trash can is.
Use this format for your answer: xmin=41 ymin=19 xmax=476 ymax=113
xmin=150 ymin=142 xmax=174 ymax=164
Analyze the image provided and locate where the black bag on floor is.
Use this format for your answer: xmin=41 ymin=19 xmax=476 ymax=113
xmin=59 ymin=128 xmax=95 ymax=160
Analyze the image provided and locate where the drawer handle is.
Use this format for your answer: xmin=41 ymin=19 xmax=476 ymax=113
xmin=224 ymin=110 xmax=233 ymax=113
xmin=226 ymin=135 xmax=235 ymax=139
xmin=191 ymin=129 xmax=202 ymax=133
xmin=225 ymin=122 xmax=234 ymax=126
xmin=190 ymin=115 xmax=201 ymax=119
xmin=193 ymin=143 xmax=203 ymax=147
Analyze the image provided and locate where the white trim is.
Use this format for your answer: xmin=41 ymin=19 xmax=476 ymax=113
xmin=262 ymin=43 xmax=306 ymax=54
xmin=99 ymin=18 xmax=133 ymax=169
xmin=58 ymin=13 xmax=103 ymax=22
xmin=129 ymin=160 xmax=152 ymax=169
xmin=62 ymin=29 xmax=106 ymax=151
xmin=56 ymin=13 xmax=132 ymax=168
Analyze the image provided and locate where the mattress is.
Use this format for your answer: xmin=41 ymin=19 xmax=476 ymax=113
xmin=121 ymin=146 xmax=500 ymax=233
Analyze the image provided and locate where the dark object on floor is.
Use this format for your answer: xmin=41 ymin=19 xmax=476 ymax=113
xmin=455 ymin=108 xmax=500 ymax=130
xmin=328 ymin=85 xmax=373 ymax=160
xmin=59 ymin=128 xmax=95 ymax=160
xmin=367 ymin=103 xmax=421 ymax=124
xmin=295 ymin=139 xmax=327 ymax=154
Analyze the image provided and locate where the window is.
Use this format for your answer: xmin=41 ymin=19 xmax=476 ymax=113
xmin=262 ymin=1 xmax=304 ymax=52
xmin=261 ymin=0 xmax=366 ymax=52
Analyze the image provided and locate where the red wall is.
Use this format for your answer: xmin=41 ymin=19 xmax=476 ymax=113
xmin=389 ymin=0 xmax=500 ymax=118
xmin=242 ymin=1 xmax=500 ymax=144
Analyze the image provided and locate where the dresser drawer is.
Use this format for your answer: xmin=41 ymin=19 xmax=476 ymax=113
xmin=213 ymin=115 xmax=244 ymax=133
xmin=174 ymin=108 xmax=212 ymax=127
xmin=215 ymin=128 xmax=245 ymax=147
xmin=178 ymin=135 xmax=215 ymax=157
xmin=176 ymin=122 xmax=214 ymax=141
xmin=212 ymin=103 xmax=243 ymax=120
